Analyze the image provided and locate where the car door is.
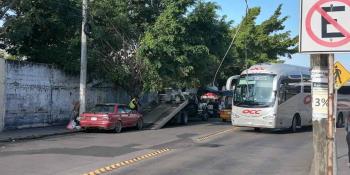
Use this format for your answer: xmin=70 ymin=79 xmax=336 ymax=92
xmin=109 ymin=105 xmax=119 ymax=124
xmin=125 ymin=106 xmax=138 ymax=126
xmin=123 ymin=106 xmax=136 ymax=126
xmin=118 ymin=105 xmax=130 ymax=126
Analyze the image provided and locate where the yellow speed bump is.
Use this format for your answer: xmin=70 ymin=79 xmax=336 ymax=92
xmin=81 ymin=148 xmax=172 ymax=175
xmin=196 ymin=127 xmax=236 ymax=141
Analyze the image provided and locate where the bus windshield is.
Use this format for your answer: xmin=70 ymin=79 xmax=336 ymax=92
xmin=234 ymin=74 xmax=276 ymax=107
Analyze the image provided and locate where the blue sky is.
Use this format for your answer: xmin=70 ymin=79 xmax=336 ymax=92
xmin=211 ymin=0 xmax=350 ymax=69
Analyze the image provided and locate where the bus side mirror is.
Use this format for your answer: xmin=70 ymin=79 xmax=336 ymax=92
xmin=226 ymin=75 xmax=240 ymax=90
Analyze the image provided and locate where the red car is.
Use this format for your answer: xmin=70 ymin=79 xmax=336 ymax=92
xmin=79 ymin=103 xmax=143 ymax=133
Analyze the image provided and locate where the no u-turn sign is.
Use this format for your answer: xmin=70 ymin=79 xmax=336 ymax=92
xmin=300 ymin=0 xmax=350 ymax=53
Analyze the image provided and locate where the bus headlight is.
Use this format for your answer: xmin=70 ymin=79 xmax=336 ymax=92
xmin=231 ymin=114 xmax=239 ymax=118
xmin=263 ymin=114 xmax=276 ymax=120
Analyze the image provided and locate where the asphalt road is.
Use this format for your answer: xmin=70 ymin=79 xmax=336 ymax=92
xmin=0 ymin=119 xmax=348 ymax=175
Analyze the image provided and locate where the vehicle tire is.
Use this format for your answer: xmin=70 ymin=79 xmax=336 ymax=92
xmin=136 ymin=118 xmax=143 ymax=130
xmin=291 ymin=115 xmax=300 ymax=133
xmin=336 ymin=113 xmax=344 ymax=128
xmin=182 ymin=112 xmax=188 ymax=125
xmin=202 ymin=113 xmax=209 ymax=121
xmin=176 ymin=114 xmax=182 ymax=124
xmin=222 ymin=118 xmax=227 ymax=122
xmin=114 ymin=121 xmax=122 ymax=133
xmin=254 ymin=128 xmax=261 ymax=132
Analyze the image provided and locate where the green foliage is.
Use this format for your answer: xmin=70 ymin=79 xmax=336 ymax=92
xmin=217 ymin=4 xmax=297 ymax=86
xmin=0 ymin=0 xmax=82 ymax=73
xmin=140 ymin=1 xmax=232 ymax=89
xmin=0 ymin=1 xmax=298 ymax=94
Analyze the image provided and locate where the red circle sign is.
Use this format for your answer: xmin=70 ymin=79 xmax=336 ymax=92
xmin=306 ymin=0 xmax=350 ymax=47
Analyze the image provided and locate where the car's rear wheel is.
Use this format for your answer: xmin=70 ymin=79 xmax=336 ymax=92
xmin=136 ymin=118 xmax=143 ymax=130
xmin=115 ymin=121 xmax=122 ymax=133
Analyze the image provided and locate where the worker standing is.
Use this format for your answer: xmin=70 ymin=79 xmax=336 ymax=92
xmin=129 ymin=96 xmax=139 ymax=111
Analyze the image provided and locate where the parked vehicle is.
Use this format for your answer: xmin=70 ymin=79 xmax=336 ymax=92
xmin=198 ymin=92 xmax=220 ymax=118
xmin=219 ymin=90 xmax=233 ymax=122
xmin=79 ymin=103 xmax=143 ymax=133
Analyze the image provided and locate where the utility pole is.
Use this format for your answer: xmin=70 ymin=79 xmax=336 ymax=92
xmin=311 ymin=54 xmax=336 ymax=175
xmin=327 ymin=54 xmax=335 ymax=175
xmin=79 ymin=0 xmax=88 ymax=114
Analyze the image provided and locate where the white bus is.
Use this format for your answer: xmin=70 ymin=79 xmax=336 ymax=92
xmin=226 ymin=63 xmax=350 ymax=132
xmin=228 ymin=63 xmax=311 ymax=132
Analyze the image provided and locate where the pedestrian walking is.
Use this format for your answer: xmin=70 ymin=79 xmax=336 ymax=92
xmin=346 ymin=113 xmax=350 ymax=167
xmin=67 ymin=101 xmax=81 ymax=130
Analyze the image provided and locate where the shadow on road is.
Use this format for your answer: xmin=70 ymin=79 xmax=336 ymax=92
xmin=238 ymin=126 xmax=313 ymax=134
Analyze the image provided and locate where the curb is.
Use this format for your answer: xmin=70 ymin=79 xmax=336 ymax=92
xmin=0 ymin=130 xmax=80 ymax=143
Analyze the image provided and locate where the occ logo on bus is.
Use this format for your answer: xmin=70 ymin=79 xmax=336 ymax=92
xmin=242 ymin=109 xmax=262 ymax=115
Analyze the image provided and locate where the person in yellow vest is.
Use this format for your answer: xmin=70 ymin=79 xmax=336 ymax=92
xmin=129 ymin=96 xmax=139 ymax=111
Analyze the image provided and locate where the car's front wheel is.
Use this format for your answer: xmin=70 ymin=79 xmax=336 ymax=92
xmin=115 ymin=121 xmax=122 ymax=133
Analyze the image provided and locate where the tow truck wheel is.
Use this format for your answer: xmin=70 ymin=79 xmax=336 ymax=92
xmin=182 ymin=112 xmax=188 ymax=125
xmin=115 ymin=121 xmax=122 ymax=133
xmin=202 ymin=113 xmax=209 ymax=121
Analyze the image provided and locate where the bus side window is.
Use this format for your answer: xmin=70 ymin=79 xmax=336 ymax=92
xmin=279 ymin=79 xmax=301 ymax=104
xmin=303 ymin=86 xmax=311 ymax=93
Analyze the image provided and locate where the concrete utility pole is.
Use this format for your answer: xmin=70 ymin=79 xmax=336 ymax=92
xmin=327 ymin=54 xmax=335 ymax=175
xmin=311 ymin=54 xmax=336 ymax=175
xmin=79 ymin=0 xmax=88 ymax=114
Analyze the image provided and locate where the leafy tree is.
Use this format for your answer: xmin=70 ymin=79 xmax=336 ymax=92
xmin=218 ymin=5 xmax=298 ymax=86
xmin=0 ymin=0 xmax=82 ymax=73
xmin=139 ymin=1 xmax=232 ymax=89
xmin=0 ymin=1 xmax=297 ymax=95
xmin=88 ymin=0 xmax=169 ymax=95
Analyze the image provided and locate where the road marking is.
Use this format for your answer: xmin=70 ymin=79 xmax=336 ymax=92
xmin=82 ymin=148 xmax=172 ymax=175
xmin=196 ymin=127 xmax=237 ymax=142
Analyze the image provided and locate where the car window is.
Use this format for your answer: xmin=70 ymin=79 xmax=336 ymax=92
xmin=118 ymin=106 xmax=127 ymax=114
xmin=91 ymin=105 xmax=115 ymax=113
xmin=124 ymin=106 xmax=132 ymax=113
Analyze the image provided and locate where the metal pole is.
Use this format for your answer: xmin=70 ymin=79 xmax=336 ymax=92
xmin=79 ymin=0 xmax=88 ymax=114
xmin=327 ymin=54 xmax=335 ymax=175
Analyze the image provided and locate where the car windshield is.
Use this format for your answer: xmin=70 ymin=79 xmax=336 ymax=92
xmin=234 ymin=74 xmax=276 ymax=108
xmin=91 ymin=105 xmax=115 ymax=113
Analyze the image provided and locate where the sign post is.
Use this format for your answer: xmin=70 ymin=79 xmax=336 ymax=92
xmin=310 ymin=55 xmax=330 ymax=175
xmin=300 ymin=0 xmax=350 ymax=174
xmin=334 ymin=61 xmax=350 ymax=89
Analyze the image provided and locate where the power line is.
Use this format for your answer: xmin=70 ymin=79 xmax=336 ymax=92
xmin=212 ymin=0 xmax=249 ymax=87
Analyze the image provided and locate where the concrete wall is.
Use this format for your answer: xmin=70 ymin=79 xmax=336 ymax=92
xmin=3 ymin=60 xmax=131 ymax=130
xmin=0 ymin=58 xmax=5 ymax=132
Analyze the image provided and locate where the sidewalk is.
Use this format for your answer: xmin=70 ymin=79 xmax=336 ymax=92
xmin=336 ymin=129 xmax=350 ymax=175
xmin=0 ymin=125 xmax=78 ymax=143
